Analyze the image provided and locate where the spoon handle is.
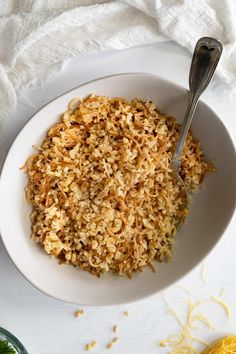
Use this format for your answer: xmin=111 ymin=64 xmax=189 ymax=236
xmin=173 ymin=37 xmax=223 ymax=166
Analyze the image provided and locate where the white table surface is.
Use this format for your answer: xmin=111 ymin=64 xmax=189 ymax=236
xmin=1 ymin=41 xmax=236 ymax=354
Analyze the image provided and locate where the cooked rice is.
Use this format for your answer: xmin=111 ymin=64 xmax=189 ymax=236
xmin=23 ymin=95 xmax=212 ymax=277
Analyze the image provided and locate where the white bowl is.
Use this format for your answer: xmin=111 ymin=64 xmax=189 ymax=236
xmin=0 ymin=73 xmax=236 ymax=305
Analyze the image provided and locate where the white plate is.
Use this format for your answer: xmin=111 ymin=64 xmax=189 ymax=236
xmin=0 ymin=73 xmax=236 ymax=305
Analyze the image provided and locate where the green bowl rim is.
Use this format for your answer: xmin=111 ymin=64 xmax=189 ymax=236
xmin=0 ymin=327 xmax=28 ymax=354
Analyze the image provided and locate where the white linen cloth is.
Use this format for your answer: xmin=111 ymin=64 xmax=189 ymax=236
xmin=0 ymin=0 xmax=236 ymax=159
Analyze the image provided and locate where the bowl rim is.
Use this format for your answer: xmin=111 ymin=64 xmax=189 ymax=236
xmin=1 ymin=72 xmax=236 ymax=306
xmin=0 ymin=326 xmax=28 ymax=354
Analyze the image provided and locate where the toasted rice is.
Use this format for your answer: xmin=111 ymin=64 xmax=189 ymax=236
xmin=23 ymin=95 xmax=212 ymax=277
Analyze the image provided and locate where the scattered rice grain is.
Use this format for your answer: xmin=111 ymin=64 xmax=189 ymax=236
xmin=107 ymin=342 xmax=113 ymax=349
xmin=113 ymin=324 xmax=118 ymax=333
xmin=91 ymin=341 xmax=97 ymax=348
xmin=75 ymin=309 xmax=84 ymax=318
xmin=85 ymin=343 xmax=91 ymax=351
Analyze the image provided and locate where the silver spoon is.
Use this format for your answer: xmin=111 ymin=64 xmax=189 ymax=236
xmin=171 ymin=37 xmax=223 ymax=223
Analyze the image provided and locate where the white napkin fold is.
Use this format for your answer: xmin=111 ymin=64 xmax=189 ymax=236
xmin=1 ymin=0 xmax=236 ymax=162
